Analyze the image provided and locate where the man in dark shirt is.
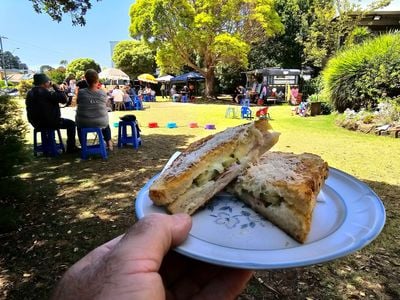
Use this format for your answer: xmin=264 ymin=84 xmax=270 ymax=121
xmin=26 ymin=73 xmax=79 ymax=153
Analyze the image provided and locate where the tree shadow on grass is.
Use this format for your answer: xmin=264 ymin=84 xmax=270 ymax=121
xmin=3 ymin=138 xmax=399 ymax=299
xmin=0 ymin=133 xmax=194 ymax=299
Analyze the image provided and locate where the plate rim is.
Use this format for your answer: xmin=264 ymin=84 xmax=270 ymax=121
xmin=135 ymin=167 xmax=386 ymax=269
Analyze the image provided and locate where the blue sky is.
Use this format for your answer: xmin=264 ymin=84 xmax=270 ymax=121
xmin=0 ymin=0 xmax=134 ymax=71
xmin=0 ymin=0 xmax=399 ymax=72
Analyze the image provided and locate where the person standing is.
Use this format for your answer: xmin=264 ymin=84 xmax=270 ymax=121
xmin=160 ymin=82 xmax=166 ymax=99
xmin=26 ymin=73 xmax=79 ymax=153
xmin=75 ymin=69 xmax=113 ymax=150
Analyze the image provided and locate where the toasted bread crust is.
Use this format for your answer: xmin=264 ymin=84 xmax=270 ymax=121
xmin=149 ymin=120 xmax=280 ymax=214
xmin=230 ymin=151 xmax=328 ymax=243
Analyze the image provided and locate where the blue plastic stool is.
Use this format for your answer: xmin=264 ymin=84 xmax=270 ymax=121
xmin=181 ymin=95 xmax=188 ymax=103
xmin=33 ymin=128 xmax=65 ymax=157
xmin=80 ymin=128 xmax=108 ymax=160
xmin=241 ymin=106 xmax=252 ymax=119
xmin=125 ymin=101 xmax=134 ymax=110
xmin=117 ymin=121 xmax=140 ymax=149
xmin=134 ymin=97 xmax=143 ymax=110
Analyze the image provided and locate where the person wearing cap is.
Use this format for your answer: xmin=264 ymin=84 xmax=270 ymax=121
xmin=26 ymin=73 xmax=79 ymax=153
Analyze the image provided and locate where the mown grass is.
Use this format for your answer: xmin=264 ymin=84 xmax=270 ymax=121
xmin=1 ymin=99 xmax=399 ymax=299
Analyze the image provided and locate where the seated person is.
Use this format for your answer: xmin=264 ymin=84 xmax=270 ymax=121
xmin=180 ymin=86 xmax=189 ymax=101
xmin=111 ymin=85 xmax=125 ymax=110
xmin=123 ymin=86 xmax=133 ymax=108
xmin=234 ymin=85 xmax=246 ymax=104
xmin=150 ymin=88 xmax=156 ymax=101
xmin=75 ymin=69 xmax=114 ymax=150
xmin=170 ymin=85 xmax=180 ymax=102
xmin=143 ymin=86 xmax=152 ymax=101
xmin=25 ymin=73 xmax=79 ymax=153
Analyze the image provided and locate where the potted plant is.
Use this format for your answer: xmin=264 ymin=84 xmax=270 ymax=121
xmin=308 ymin=94 xmax=322 ymax=116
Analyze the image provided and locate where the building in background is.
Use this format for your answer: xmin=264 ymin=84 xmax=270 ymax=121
xmin=109 ymin=41 xmax=119 ymax=67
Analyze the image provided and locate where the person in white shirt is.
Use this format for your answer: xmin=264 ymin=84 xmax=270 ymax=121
xmin=111 ymin=85 xmax=125 ymax=110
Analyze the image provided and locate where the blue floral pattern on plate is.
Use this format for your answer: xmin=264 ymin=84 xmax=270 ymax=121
xmin=206 ymin=193 xmax=268 ymax=230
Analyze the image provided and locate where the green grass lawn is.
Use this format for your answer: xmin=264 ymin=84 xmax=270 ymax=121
xmin=2 ymin=99 xmax=400 ymax=299
xmin=109 ymin=101 xmax=400 ymax=185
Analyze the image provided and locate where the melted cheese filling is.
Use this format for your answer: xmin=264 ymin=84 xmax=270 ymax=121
xmin=193 ymin=153 xmax=239 ymax=187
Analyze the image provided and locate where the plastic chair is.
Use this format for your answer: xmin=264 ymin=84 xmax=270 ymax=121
xmin=134 ymin=96 xmax=143 ymax=110
xmin=80 ymin=128 xmax=108 ymax=160
xmin=117 ymin=121 xmax=140 ymax=149
xmin=33 ymin=128 xmax=65 ymax=157
xmin=241 ymin=106 xmax=252 ymax=119
xmin=256 ymin=107 xmax=271 ymax=120
xmin=124 ymin=101 xmax=134 ymax=110
xmin=225 ymin=107 xmax=237 ymax=118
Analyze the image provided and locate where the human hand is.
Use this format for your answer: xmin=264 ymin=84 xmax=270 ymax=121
xmin=52 ymin=213 xmax=253 ymax=300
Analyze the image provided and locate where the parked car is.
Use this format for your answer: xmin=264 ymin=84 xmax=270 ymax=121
xmin=0 ymin=88 xmax=18 ymax=97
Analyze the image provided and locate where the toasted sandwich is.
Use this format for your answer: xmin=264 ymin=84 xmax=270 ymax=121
xmin=149 ymin=120 xmax=280 ymax=215
xmin=228 ymin=151 xmax=328 ymax=243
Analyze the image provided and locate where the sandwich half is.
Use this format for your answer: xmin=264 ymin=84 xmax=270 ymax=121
xmin=149 ymin=120 xmax=280 ymax=215
xmin=228 ymin=151 xmax=329 ymax=243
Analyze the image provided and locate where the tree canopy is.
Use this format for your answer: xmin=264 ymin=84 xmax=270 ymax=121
xmin=302 ymin=0 xmax=391 ymax=70
xmin=112 ymin=40 xmax=156 ymax=79
xmin=0 ymin=51 xmax=24 ymax=69
xmin=129 ymin=0 xmax=283 ymax=97
xmin=28 ymin=0 xmax=100 ymax=26
xmin=66 ymin=58 xmax=101 ymax=79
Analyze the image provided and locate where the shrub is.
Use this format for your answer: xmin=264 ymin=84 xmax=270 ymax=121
xmin=320 ymin=102 xmax=332 ymax=115
xmin=362 ymin=113 xmax=375 ymax=124
xmin=323 ymin=32 xmax=400 ymax=113
xmin=17 ymin=80 xmax=33 ymax=98
xmin=0 ymin=80 xmax=15 ymax=88
xmin=0 ymin=95 xmax=28 ymax=177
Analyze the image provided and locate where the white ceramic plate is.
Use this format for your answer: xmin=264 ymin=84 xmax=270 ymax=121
xmin=135 ymin=160 xmax=386 ymax=269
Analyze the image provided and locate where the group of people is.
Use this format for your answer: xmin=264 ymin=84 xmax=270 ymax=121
xmin=234 ymin=83 xmax=298 ymax=105
xmin=26 ymin=69 xmax=114 ymax=153
xmin=169 ymin=83 xmax=195 ymax=102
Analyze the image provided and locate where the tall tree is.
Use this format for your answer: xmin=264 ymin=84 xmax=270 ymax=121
xmin=28 ymin=0 xmax=100 ymax=26
xmin=248 ymin=0 xmax=311 ymax=69
xmin=112 ymin=40 xmax=156 ymax=79
xmin=40 ymin=65 xmax=54 ymax=73
xmin=66 ymin=58 xmax=101 ymax=79
xmin=0 ymin=51 xmax=22 ymax=69
xmin=302 ymin=0 xmax=390 ymax=70
xmin=129 ymin=0 xmax=283 ymax=97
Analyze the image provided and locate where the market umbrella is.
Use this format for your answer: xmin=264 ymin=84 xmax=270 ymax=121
xmin=99 ymin=68 xmax=130 ymax=81
xmin=156 ymin=75 xmax=174 ymax=82
xmin=138 ymin=73 xmax=157 ymax=84
xmin=170 ymin=72 xmax=204 ymax=83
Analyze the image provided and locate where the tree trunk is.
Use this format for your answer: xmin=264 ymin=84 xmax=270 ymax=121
xmin=204 ymin=69 xmax=215 ymax=98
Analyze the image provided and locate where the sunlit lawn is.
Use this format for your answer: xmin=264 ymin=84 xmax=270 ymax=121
xmin=100 ymin=100 xmax=400 ymax=185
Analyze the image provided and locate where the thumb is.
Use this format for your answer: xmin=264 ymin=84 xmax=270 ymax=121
xmin=109 ymin=213 xmax=192 ymax=272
